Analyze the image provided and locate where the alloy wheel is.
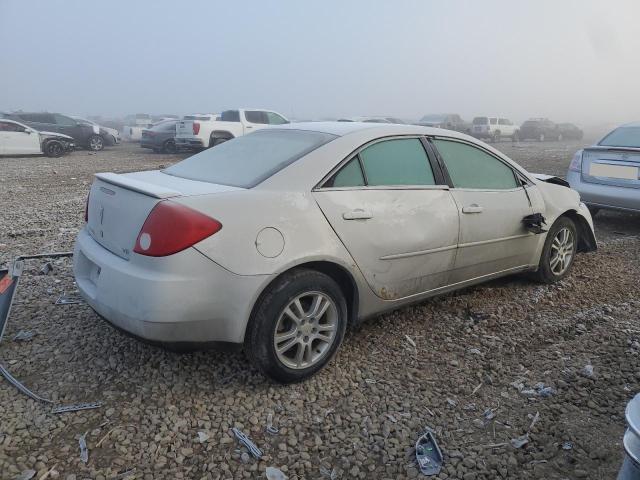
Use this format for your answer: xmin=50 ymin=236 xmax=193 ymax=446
xmin=273 ymin=291 xmax=338 ymax=370
xmin=549 ymin=227 xmax=574 ymax=275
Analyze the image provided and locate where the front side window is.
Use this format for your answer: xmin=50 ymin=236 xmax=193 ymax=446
xmin=433 ymin=139 xmax=517 ymax=190
xmin=245 ymin=111 xmax=267 ymax=124
xmin=498 ymin=118 xmax=511 ymax=125
xmin=360 ymin=138 xmax=435 ymax=186
xmin=266 ymin=112 xmax=288 ymax=125
xmin=472 ymin=117 xmax=488 ymax=125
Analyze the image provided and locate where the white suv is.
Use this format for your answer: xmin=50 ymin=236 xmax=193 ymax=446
xmin=471 ymin=116 xmax=519 ymax=142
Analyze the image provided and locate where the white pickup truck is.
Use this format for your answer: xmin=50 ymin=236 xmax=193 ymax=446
xmin=175 ymin=109 xmax=289 ymax=150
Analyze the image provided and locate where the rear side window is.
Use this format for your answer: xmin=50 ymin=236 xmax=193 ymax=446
xmin=164 ymin=129 xmax=336 ymax=188
xmin=599 ymin=126 xmax=640 ymax=148
xmin=360 ymin=138 xmax=435 ymax=186
xmin=433 ymin=139 xmax=517 ymax=190
xmin=498 ymin=118 xmax=511 ymax=125
xmin=0 ymin=121 xmax=25 ymax=132
xmin=325 ymin=158 xmax=365 ymax=188
xmin=54 ymin=114 xmax=76 ymax=126
xmin=472 ymin=117 xmax=488 ymax=125
xmin=220 ymin=110 xmax=240 ymax=122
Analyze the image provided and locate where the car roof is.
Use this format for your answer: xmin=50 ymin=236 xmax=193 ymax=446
xmin=273 ymin=121 xmax=473 ymax=139
xmin=620 ymin=121 xmax=640 ymax=127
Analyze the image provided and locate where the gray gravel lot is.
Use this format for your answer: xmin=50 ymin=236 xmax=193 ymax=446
xmin=1 ymin=141 xmax=639 ymax=479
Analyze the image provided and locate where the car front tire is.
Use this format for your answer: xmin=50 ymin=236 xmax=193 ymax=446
xmin=533 ymin=216 xmax=577 ymax=284
xmin=245 ymin=269 xmax=348 ymax=383
xmin=88 ymin=134 xmax=104 ymax=151
xmin=44 ymin=140 xmax=64 ymax=158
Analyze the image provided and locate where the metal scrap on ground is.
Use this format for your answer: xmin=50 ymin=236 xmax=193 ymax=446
xmin=415 ymin=430 xmax=443 ymax=476
xmin=79 ymin=431 xmax=89 ymax=464
xmin=232 ymin=427 xmax=263 ymax=459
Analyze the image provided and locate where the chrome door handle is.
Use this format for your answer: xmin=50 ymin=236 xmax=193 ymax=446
xmin=462 ymin=204 xmax=484 ymax=214
xmin=343 ymin=209 xmax=373 ymax=220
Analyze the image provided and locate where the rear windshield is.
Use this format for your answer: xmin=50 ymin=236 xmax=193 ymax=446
xmin=599 ymin=127 xmax=640 ymax=148
xmin=473 ymin=117 xmax=488 ymax=125
xmin=163 ymin=129 xmax=336 ymax=188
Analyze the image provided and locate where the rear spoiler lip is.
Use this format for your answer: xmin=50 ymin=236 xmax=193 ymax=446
xmin=530 ymin=173 xmax=570 ymax=188
xmin=584 ymin=145 xmax=640 ymax=153
xmin=94 ymin=172 xmax=181 ymax=199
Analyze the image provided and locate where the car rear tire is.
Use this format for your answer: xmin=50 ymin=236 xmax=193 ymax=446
xmin=88 ymin=134 xmax=104 ymax=151
xmin=162 ymin=139 xmax=177 ymax=154
xmin=209 ymin=135 xmax=231 ymax=148
xmin=43 ymin=140 xmax=64 ymax=158
xmin=245 ymin=269 xmax=348 ymax=383
xmin=532 ymin=216 xmax=577 ymax=284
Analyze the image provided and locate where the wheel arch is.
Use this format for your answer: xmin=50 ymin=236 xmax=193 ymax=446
xmin=559 ymin=209 xmax=597 ymax=252
xmin=246 ymin=260 xmax=360 ymax=341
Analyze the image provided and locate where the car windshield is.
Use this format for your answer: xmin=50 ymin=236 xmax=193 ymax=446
xmin=473 ymin=117 xmax=488 ymax=125
xmin=599 ymin=126 xmax=640 ymax=148
xmin=164 ymin=129 xmax=337 ymax=188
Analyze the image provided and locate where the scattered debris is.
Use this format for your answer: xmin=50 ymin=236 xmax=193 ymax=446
xmin=385 ymin=413 xmax=398 ymax=423
xmin=38 ymin=465 xmax=58 ymax=480
xmin=319 ymin=465 xmax=338 ymax=479
xmin=113 ymin=468 xmax=136 ymax=479
xmin=52 ymin=402 xmax=102 ymax=414
xmin=55 ymin=292 xmax=83 ymax=305
xmin=39 ymin=262 xmax=53 ymax=275
xmin=232 ymin=427 xmax=262 ymax=459
xmin=0 ymin=363 xmax=52 ymax=403
xmin=405 ymin=335 xmax=416 ymax=348
xmin=79 ymin=431 xmax=89 ymax=463
xmin=510 ymin=434 xmax=529 ymax=449
xmin=446 ymin=398 xmax=457 ymax=407
xmin=562 ymin=441 xmax=573 ymax=450
xmin=14 ymin=470 xmax=36 ymax=480
xmin=528 ymin=411 xmax=540 ymax=432
xmin=582 ymin=364 xmax=594 ymax=378
xmin=265 ymin=466 xmax=287 ymax=480
xmin=471 ymin=382 xmax=483 ymax=395
xmin=467 ymin=348 xmax=482 ymax=355
xmin=266 ymin=413 xmax=279 ymax=435
xmin=13 ymin=330 xmax=35 ymax=341
xmin=483 ymin=408 xmax=496 ymax=422
xmin=197 ymin=431 xmax=210 ymax=443
xmin=415 ymin=430 xmax=443 ymax=476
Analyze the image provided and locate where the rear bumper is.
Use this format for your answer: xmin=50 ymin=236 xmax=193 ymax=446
xmin=175 ymin=137 xmax=205 ymax=148
xmin=73 ymin=228 xmax=268 ymax=344
xmin=567 ymin=170 xmax=640 ymax=212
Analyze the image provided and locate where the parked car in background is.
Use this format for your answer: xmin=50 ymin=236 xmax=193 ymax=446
xmin=0 ymin=118 xmax=74 ymax=157
xmin=175 ymin=109 xmax=289 ymax=150
xmin=337 ymin=116 xmax=405 ymax=124
xmin=6 ymin=112 xmax=114 ymax=151
xmin=519 ymin=118 xmax=562 ymax=141
xmin=75 ymin=122 xmax=595 ymax=383
xmin=557 ymin=123 xmax=583 ymax=140
xmin=567 ymin=122 xmax=640 ymax=215
xmin=416 ymin=113 xmax=469 ymax=133
xmin=471 ymin=116 xmax=519 ymax=142
xmin=140 ymin=120 xmax=179 ymax=153
xmin=122 ymin=114 xmax=154 ymax=142
xmin=72 ymin=116 xmax=121 ymax=144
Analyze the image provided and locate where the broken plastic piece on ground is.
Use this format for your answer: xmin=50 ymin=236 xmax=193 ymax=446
xmin=266 ymin=413 xmax=279 ymax=435
xmin=319 ymin=466 xmax=338 ymax=479
xmin=511 ymin=434 xmax=529 ymax=449
xmin=39 ymin=262 xmax=53 ymax=275
xmin=13 ymin=330 xmax=35 ymax=341
xmin=415 ymin=430 xmax=443 ymax=476
xmin=232 ymin=427 xmax=263 ymax=459
xmin=197 ymin=431 xmax=210 ymax=443
xmin=582 ymin=364 xmax=594 ymax=377
xmin=14 ymin=470 xmax=36 ymax=480
xmin=113 ymin=468 xmax=136 ymax=479
xmin=0 ymin=363 xmax=52 ymax=403
xmin=265 ymin=466 xmax=287 ymax=480
xmin=562 ymin=441 xmax=573 ymax=450
xmin=55 ymin=292 xmax=83 ymax=305
xmin=79 ymin=431 xmax=89 ymax=463
xmin=52 ymin=402 xmax=102 ymax=414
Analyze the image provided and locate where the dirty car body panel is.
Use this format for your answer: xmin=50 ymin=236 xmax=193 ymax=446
xmin=74 ymin=122 xmax=595 ymax=350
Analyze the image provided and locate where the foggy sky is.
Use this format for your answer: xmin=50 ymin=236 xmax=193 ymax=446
xmin=1 ymin=0 xmax=639 ymax=125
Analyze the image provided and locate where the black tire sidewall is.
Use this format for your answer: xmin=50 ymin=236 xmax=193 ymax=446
xmin=88 ymin=135 xmax=104 ymax=151
xmin=44 ymin=141 xmax=63 ymax=157
xmin=536 ymin=217 xmax=577 ymax=283
xmin=163 ymin=139 xmax=177 ymax=154
xmin=246 ymin=269 xmax=348 ymax=383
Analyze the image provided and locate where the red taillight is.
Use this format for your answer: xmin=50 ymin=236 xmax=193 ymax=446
xmin=133 ymin=201 xmax=222 ymax=257
xmin=569 ymin=150 xmax=583 ymax=172
xmin=192 ymin=122 xmax=200 ymax=135
xmin=84 ymin=191 xmax=90 ymax=222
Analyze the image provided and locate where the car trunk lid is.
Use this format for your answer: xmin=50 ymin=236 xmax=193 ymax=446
xmin=581 ymin=147 xmax=640 ymax=189
xmin=176 ymin=120 xmax=196 ymax=138
xmin=87 ymin=171 xmax=241 ymax=260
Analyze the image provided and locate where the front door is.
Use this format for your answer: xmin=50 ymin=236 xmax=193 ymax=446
xmin=0 ymin=121 xmax=41 ymax=154
xmin=313 ymin=137 xmax=460 ymax=300
xmin=431 ymin=138 xmax=536 ymax=283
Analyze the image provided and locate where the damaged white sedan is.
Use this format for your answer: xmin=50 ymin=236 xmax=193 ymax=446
xmin=74 ymin=123 xmax=596 ymax=382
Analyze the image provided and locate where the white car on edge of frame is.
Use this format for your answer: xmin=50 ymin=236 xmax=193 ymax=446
xmin=74 ymin=122 xmax=596 ymax=383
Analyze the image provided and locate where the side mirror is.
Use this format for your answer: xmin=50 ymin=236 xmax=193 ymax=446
xmin=25 ymin=129 xmax=32 ymax=134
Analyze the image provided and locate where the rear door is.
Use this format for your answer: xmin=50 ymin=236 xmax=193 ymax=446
xmin=431 ymin=138 xmax=536 ymax=283
xmin=313 ymin=137 xmax=459 ymax=300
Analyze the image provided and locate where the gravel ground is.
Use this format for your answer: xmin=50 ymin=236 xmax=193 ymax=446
xmin=1 ymin=141 xmax=639 ymax=480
